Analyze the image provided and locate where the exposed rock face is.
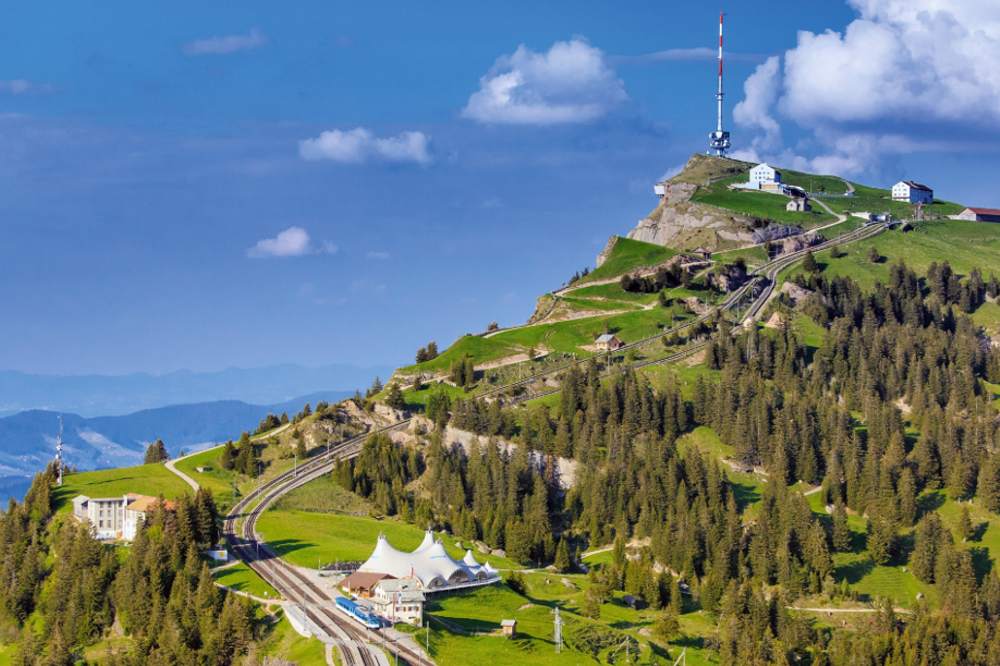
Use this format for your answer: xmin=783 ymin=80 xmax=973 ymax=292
xmin=752 ymin=224 xmax=802 ymax=244
xmin=780 ymin=281 xmax=815 ymax=305
xmin=595 ymin=236 xmax=619 ymax=268
xmin=778 ymin=231 xmax=821 ymax=254
xmin=708 ymin=262 xmax=749 ymax=293
xmin=627 ymin=181 xmax=756 ymax=250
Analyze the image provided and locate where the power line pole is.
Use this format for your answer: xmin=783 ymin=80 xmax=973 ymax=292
xmin=553 ymin=606 xmax=562 ymax=654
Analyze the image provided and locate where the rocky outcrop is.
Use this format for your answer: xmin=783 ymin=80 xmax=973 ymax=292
xmin=595 ymin=236 xmax=619 ymax=268
xmin=627 ymin=181 xmax=755 ymax=250
xmin=780 ymin=281 xmax=815 ymax=305
xmin=751 ymin=224 xmax=802 ymax=244
xmin=707 ymin=262 xmax=749 ymax=293
xmin=527 ymin=294 xmax=558 ymax=325
xmin=778 ymin=231 xmax=821 ymax=255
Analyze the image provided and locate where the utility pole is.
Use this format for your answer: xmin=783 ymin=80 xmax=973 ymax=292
xmin=553 ymin=606 xmax=563 ymax=654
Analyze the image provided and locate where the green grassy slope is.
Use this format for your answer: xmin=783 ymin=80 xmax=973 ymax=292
xmin=693 ymin=185 xmax=835 ymax=226
xmin=789 ymin=220 xmax=1000 ymax=289
xmin=212 ymin=562 xmax=280 ymax=600
xmin=258 ymin=612 xmax=328 ymax=665
xmin=582 ymin=237 xmax=677 ymax=283
xmin=54 ymin=463 xmax=193 ymax=512
xmin=257 ymin=508 xmax=519 ymax=570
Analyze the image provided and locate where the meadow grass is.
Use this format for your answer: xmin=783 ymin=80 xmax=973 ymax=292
xmin=256 ymin=508 xmax=519 ymax=570
xmin=559 ymin=295 xmax=642 ymax=313
xmin=792 ymin=313 xmax=827 ymax=348
xmin=174 ymin=445 xmax=233 ymax=502
xmin=789 ymin=221 xmax=1000 ymax=290
xmin=581 ymin=237 xmax=677 ymax=283
xmin=54 ymin=463 xmax=193 ymax=513
xmin=972 ymin=302 xmax=1000 ymax=335
xmin=212 ymin=561 xmax=279 ymax=599
xmin=259 ymin=612 xmax=328 ymax=666
xmin=715 ymin=244 xmax=769 ymax=268
xmin=568 ymin=282 xmax=660 ymax=304
xmin=692 ymin=187 xmax=835 ymax=226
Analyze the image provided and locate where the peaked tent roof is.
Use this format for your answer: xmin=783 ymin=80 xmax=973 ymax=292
xmin=357 ymin=532 xmax=500 ymax=590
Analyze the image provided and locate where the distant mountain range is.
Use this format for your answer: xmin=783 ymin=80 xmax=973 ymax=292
xmin=0 ymin=390 xmax=352 ymax=502
xmin=0 ymin=363 xmax=391 ymax=417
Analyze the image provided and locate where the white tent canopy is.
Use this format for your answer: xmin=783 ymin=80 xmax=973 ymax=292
xmin=358 ymin=531 xmax=500 ymax=591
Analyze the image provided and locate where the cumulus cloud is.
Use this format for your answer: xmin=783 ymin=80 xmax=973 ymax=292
xmin=247 ymin=226 xmax=337 ymax=258
xmin=733 ymin=56 xmax=782 ymax=151
xmin=733 ymin=0 xmax=1000 ymax=175
xmin=183 ymin=29 xmax=267 ymax=56
xmin=462 ymin=39 xmax=627 ymax=125
xmin=298 ymin=128 xmax=432 ymax=165
xmin=0 ymin=80 xmax=54 ymax=95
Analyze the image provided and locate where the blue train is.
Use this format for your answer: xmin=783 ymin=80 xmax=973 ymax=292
xmin=335 ymin=596 xmax=381 ymax=630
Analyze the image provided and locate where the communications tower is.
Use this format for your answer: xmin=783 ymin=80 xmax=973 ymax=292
xmin=54 ymin=416 xmax=65 ymax=486
xmin=708 ymin=12 xmax=731 ymax=157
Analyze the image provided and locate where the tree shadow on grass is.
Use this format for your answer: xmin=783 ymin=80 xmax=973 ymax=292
xmin=731 ymin=481 xmax=761 ymax=510
xmin=265 ymin=538 xmax=316 ymax=558
xmin=971 ymin=521 xmax=989 ymax=544
xmin=834 ymin=556 xmax=873 ymax=590
xmin=969 ymin=546 xmax=993 ymax=582
xmin=917 ymin=491 xmax=945 ymax=520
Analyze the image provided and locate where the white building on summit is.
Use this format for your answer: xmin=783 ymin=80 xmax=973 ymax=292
xmin=355 ymin=531 xmax=500 ymax=592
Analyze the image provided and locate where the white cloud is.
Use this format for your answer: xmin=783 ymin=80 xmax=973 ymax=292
xmin=733 ymin=56 xmax=782 ymax=151
xmin=298 ymin=127 xmax=432 ymax=165
xmin=0 ymin=80 xmax=54 ymax=95
xmin=183 ymin=29 xmax=267 ymax=56
xmin=247 ymin=226 xmax=337 ymax=259
xmin=462 ymin=39 xmax=627 ymax=125
xmin=733 ymin=0 xmax=1000 ymax=175
xmin=366 ymin=250 xmax=391 ymax=260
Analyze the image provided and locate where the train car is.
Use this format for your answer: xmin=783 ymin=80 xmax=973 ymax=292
xmin=335 ymin=596 xmax=381 ymax=630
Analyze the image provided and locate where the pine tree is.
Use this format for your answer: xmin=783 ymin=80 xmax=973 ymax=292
xmin=144 ymin=439 xmax=169 ymax=464
xmin=911 ymin=514 xmax=943 ymax=583
xmin=219 ymin=441 xmax=235 ymax=471
xmin=958 ymin=505 xmax=975 ymax=542
xmin=385 ymin=383 xmax=406 ymax=410
xmin=832 ymin=502 xmax=851 ymax=552
xmin=896 ymin=467 xmax=918 ymax=527
xmin=554 ymin=538 xmax=571 ymax=572
xmin=652 ymin=609 xmax=680 ymax=641
xmin=867 ymin=516 xmax=896 ymax=566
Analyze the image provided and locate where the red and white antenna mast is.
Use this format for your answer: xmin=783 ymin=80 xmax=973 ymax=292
xmin=708 ymin=11 xmax=731 ymax=157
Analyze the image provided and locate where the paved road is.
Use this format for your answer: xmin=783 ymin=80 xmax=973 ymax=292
xmin=165 ymin=453 xmax=201 ymax=492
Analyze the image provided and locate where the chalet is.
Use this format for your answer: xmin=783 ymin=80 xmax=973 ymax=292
xmin=692 ymin=247 xmax=712 ymax=261
xmin=954 ymin=207 xmax=1000 ymax=223
xmin=371 ymin=577 xmax=425 ymax=626
xmin=340 ymin=571 xmax=396 ymax=598
xmin=892 ymin=180 xmax=933 ymax=204
xmin=594 ymin=333 xmax=624 ymax=352
xmin=786 ymin=197 xmax=811 ymax=212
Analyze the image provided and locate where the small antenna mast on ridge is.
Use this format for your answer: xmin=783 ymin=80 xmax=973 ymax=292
xmin=55 ymin=415 xmax=65 ymax=486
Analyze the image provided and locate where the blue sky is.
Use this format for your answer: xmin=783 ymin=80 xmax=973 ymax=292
xmin=2 ymin=1 xmax=998 ymax=376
